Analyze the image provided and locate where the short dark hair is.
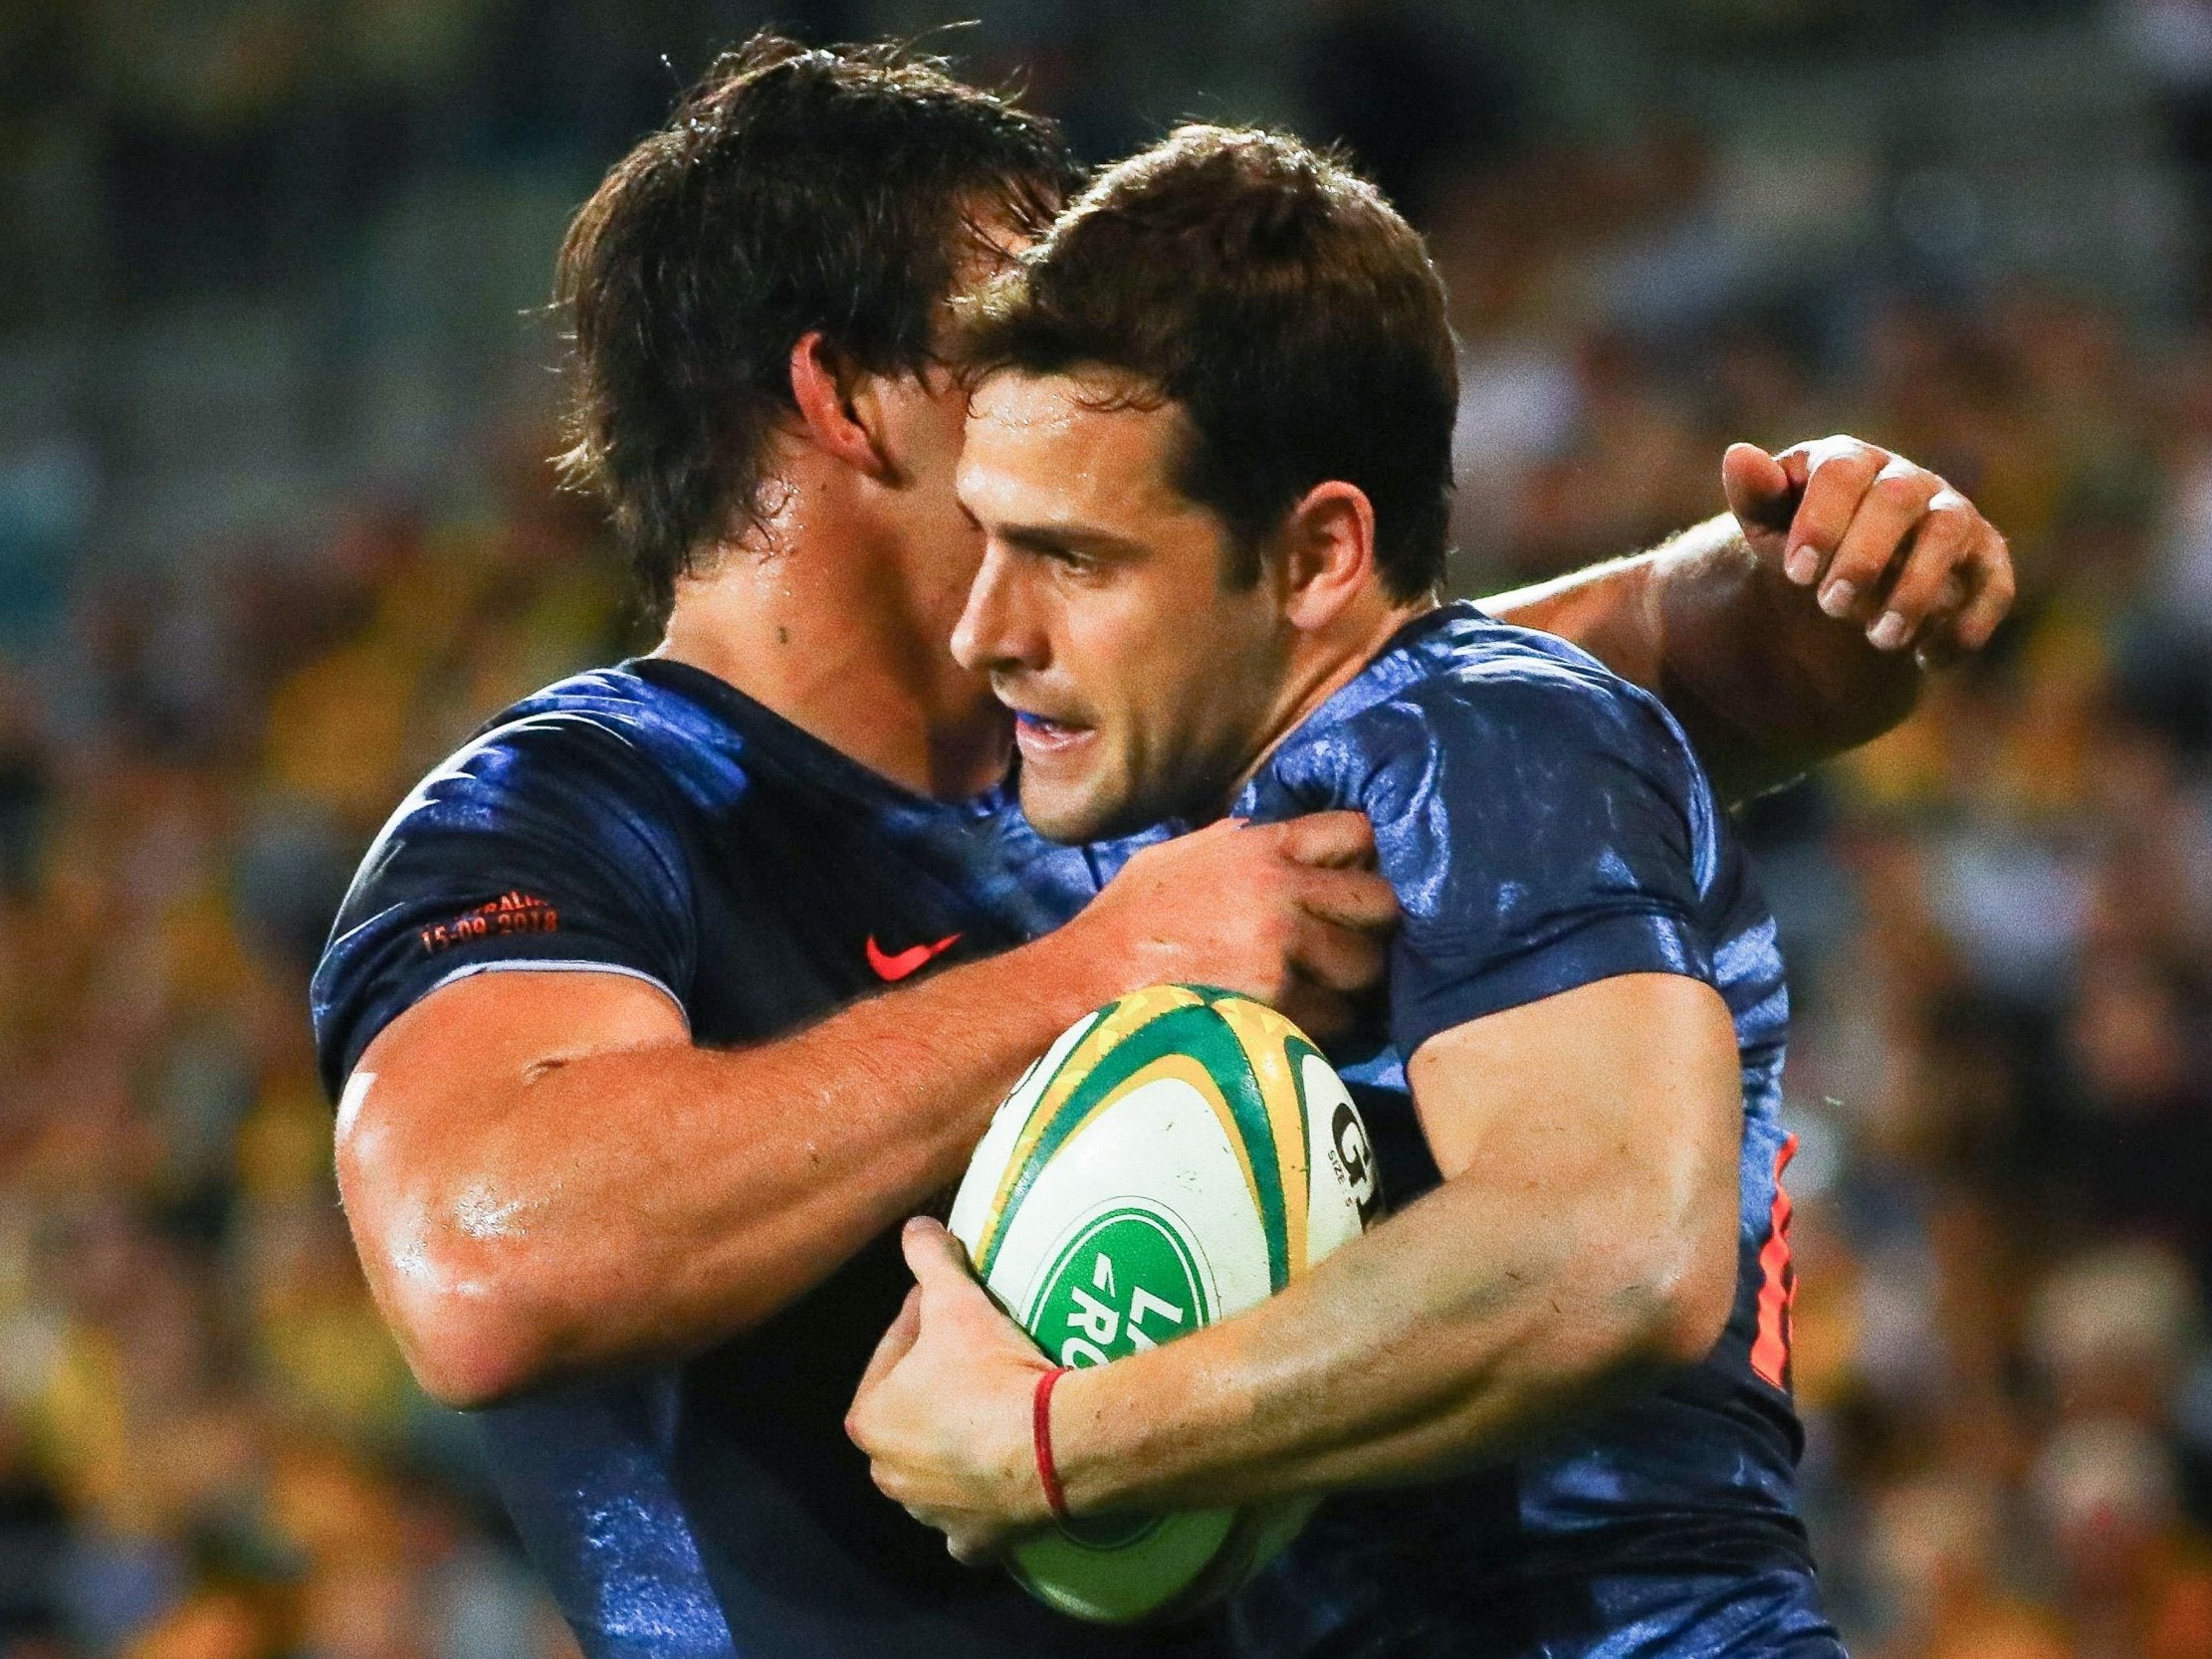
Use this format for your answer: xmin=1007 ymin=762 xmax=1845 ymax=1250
xmin=953 ymin=125 xmax=1457 ymax=601
xmin=554 ymin=34 xmax=1078 ymax=622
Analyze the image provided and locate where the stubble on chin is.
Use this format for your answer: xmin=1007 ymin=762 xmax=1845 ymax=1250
xmin=1018 ymin=773 xmax=1138 ymax=846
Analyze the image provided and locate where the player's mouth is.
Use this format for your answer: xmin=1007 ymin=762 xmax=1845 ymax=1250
xmin=1011 ymin=708 xmax=1094 ymax=761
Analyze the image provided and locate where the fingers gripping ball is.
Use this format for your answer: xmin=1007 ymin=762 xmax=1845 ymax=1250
xmin=947 ymin=984 xmax=1382 ymax=1622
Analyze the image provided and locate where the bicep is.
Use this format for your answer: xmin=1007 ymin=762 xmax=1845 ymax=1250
xmin=359 ymin=965 xmax=689 ymax=1080
xmin=1406 ymin=972 xmax=1739 ymax=1203
xmin=340 ymin=969 xmax=691 ymax=1182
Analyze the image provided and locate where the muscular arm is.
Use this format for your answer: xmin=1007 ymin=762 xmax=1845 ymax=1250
xmin=1484 ymin=518 xmax=1907 ymax=801
xmin=1483 ymin=439 xmax=2012 ymax=801
xmin=847 ymin=972 xmax=1742 ymax=1542
xmin=342 ymin=954 xmax=1104 ymax=1412
xmin=337 ymin=815 xmax=1393 ymax=1410
xmin=1051 ymin=973 xmax=1739 ymax=1507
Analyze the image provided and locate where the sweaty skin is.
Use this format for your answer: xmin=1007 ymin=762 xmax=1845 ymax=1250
xmin=340 ymin=813 xmax=1396 ymax=1407
xmin=319 ymin=65 xmax=2018 ymax=1659
xmin=1498 ymin=439 xmax=2011 ymax=802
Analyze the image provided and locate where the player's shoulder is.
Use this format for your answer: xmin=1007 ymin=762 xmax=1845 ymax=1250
xmin=1391 ymin=604 xmax=1675 ymax=731
xmin=475 ymin=659 xmax=737 ymax=764
xmin=1289 ymin=603 xmax=1695 ymax=785
xmin=314 ymin=666 xmax=716 ymax=1102
xmin=354 ymin=662 xmax=749 ymax=890
xmin=412 ymin=658 xmax=765 ymax=816
xmin=394 ymin=667 xmax=665 ymax=820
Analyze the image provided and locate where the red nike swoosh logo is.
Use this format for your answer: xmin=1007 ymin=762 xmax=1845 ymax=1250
xmin=865 ymin=933 xmax=963 ymax=981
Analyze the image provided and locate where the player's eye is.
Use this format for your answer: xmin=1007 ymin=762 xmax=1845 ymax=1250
xmin=1012 ymin=533 xmax=1087 ymax=571
xmin=1053 ymin=548 xmax=1123 ymax=589
xmin=1004 ymin=527 xmax=1121 ymax=584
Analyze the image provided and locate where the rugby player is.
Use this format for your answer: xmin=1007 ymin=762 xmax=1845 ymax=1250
xmin=843 ymin=126 xmax=1960 ymax=1653
xmin=316 ymin=40 xmax=2009 ymax=1659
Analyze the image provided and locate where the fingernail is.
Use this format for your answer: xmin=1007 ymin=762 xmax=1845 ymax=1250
xmin=1819 ymin=578 xmax=1857 ymax=618
xmin=1868 ymin=610 xmax=1911 ymax=651
xmin=1784 ymin=546 xmax=1818 ymax=584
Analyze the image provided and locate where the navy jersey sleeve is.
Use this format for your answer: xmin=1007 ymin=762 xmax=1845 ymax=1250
xmin=1346 ymin=667 xmax=1719 ymax=1060
xmin=310 ymin=711 xmax=700 ymax=1101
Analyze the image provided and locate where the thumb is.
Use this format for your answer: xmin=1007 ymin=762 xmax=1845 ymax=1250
xmin=853 ymin=1285 xmax=924 ymax=1411
xmin=1720 ymin=441 xmax=1795 ymax=535
xmin=902 ymin=1215 xmax=981 ymax=1301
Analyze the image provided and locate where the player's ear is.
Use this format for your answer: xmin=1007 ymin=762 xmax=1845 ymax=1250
xmin=788 ymin=330 xmax=896 ymax=482
xmin=1279 ymin=481 xmax=1376 ymax=634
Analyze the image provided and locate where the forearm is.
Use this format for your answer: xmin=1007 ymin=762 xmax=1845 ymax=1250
xmin=1049 ymin=1168 xmax=1708 ymax=1514
xmin=1483 ymin=517 xmax=1923 ymax=801
xmin=489 ymin=960 xmax=1086 ymax=1360
xmin=347 ymin=940 xmax=1121 ymax=1403
xmin=351 ymin=812 xmax=1396 ymax=1408
xmin=1642 ymin=516 xmax=1921 ymax=797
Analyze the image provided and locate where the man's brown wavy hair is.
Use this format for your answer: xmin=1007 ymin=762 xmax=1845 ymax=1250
xmin=554 ymin=34 xmax=1078 ymax=623
xmin=953 ymin=124 xmax=1457 ymax=601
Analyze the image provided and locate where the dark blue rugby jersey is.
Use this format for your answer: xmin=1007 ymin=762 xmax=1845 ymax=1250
xmin=315 ymin=613 xmax=1838 ymax=1659
xmin=312 ymin=658 xmax=1183 ymax=1659
xmin=1209 ymin=603 xmax=1840 ymax=1658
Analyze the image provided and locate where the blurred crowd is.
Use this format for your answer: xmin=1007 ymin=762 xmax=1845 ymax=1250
xmin=0 ymin=438 xmax=627 ymax=1657
xmin=4 ymin=2 xmax=2212 ymax=1657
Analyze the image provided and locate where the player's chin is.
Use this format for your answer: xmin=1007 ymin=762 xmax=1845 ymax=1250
xmin=1018 ymin=774 xmax=1129 ymax=845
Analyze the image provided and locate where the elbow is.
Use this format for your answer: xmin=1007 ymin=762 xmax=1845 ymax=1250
xmin=336 ymin=1115 xmax=560 ymax=1411
xmin=345 ymin=1214 xmax=562 ymax=1411
xmin=1570 ymin=1220 xmax=1735 ymax=1389
xmin=379 ymin=1246 xmax=557 ymax=1411
xmin=1529 ymin=1223 xmax=1735 ymax=1416
xmin=1646 ymin=1222 xmax=1737 ymax=1371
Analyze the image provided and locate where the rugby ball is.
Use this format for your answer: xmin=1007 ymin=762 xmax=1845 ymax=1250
xmin=948 ymin=983 xmax=1383 ymax=1623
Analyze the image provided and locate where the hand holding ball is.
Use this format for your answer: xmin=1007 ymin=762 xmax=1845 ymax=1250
xmin=945 ymin=983 xmax=1381 ymax=1622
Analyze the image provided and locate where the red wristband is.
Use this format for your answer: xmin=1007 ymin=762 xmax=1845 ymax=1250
xmin=1032 ymin=1364 xmax=1072 ymax=1523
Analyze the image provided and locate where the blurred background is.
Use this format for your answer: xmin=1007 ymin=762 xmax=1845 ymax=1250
xmin=2 ymin=0 xmax=2211 ymax=1653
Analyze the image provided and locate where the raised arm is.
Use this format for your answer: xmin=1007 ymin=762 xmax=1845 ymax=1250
xmin=336 ymin=814 xmax=1396 ymax=1410
xmin=843 ymin=970 xmax=1741 ymax=1553
xmin=1485 ymin=437 xmax=2013 ymax=800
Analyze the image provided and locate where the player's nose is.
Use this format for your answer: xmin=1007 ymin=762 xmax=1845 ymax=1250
xmin=951 ymin=544 xmax=1046 ymax=674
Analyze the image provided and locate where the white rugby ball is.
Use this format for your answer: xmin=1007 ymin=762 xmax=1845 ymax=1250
xmin=948 ymin=983 xmax=1382 ymax=1623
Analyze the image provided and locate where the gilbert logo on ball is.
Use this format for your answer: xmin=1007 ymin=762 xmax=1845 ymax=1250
xmin=949 ymin=983 xmax=1380 ymax=1623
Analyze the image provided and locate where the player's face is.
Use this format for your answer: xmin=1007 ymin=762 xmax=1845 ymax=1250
xmin=953 ymin=370 xmax=1295 ymax=842
xmin=879 ymin=358 xmax=993 ymax=634
xmin=878 ymin=219 xmax=1039 ymax=653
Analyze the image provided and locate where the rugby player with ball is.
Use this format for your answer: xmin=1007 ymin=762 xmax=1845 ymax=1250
xmin=845 ymin=125 xmax=1991 ymax=1654
xmin=319 ymin=38 xmax=2009 ymax=1659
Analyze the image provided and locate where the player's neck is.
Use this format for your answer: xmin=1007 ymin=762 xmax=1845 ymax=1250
xmin=1224 ymin=592 xmax=1441 ymax=807
xmin=655 ymin=509 xmax=1011 ymax=802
